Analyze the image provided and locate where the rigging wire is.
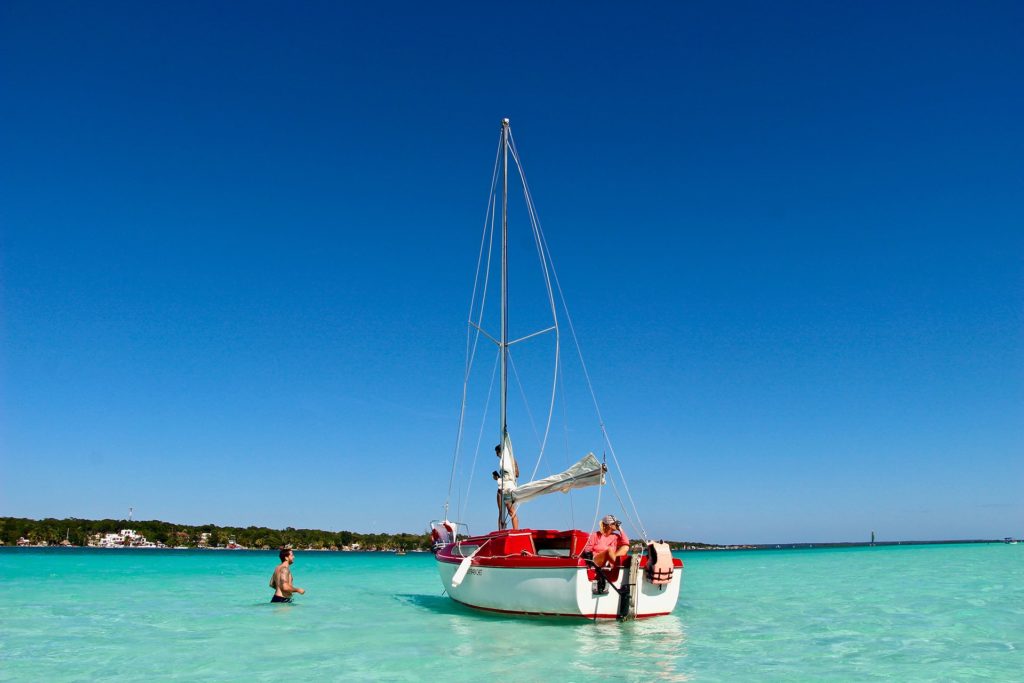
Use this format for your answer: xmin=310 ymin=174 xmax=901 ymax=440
xmin=590 ymin=459 xmax=604 ymax=544
xmin=507 ymin=132 xmax=560 ymax=481
xmin=606 ymin=468 xmax=637 ymax=542
xmin=506 ymin=350 xmax=544 ymax=456
xmin=556 ymin=345 xmax=577 ymax=532
xmin=446 ymin=121 xmax=650 ymax=543
xmin=514 ymin=129 xmax=650 ymax=541
xmin=536 ymin=222 xmax=651 ymax=543
xmin=508 ymin=130 xmax=612 ymax=539
xmin=460 ymin=347 xmax=501 ymax=522
xmin=446 ymin=133 xmax=502 ymax=517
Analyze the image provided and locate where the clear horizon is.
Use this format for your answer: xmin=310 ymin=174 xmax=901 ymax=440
xmin=2 ymin=2 xmax=1021 ymax=545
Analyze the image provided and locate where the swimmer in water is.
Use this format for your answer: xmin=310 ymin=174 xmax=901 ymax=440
xmin=269 ymin=547 xmax=305 ymax=603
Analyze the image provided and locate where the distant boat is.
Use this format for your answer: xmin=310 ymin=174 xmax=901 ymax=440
xmin=431 ymin=119 xmax=682 ymax=621
xmin=395 ymin=548 xmax=407 ymax=556
xmin=225 ymin=539 xmax=247 ymax=550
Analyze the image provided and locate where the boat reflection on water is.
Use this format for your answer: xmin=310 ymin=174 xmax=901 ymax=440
xmin=440 ymin=599 xmax=690 ymax=680
xmin=570 ymin=615 xmax=690 ymax=681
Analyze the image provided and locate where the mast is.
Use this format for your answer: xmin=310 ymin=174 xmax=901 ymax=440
xmin=499 ymin=117 xmax=510 ymax=529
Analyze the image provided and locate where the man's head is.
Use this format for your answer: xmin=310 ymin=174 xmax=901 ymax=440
xmin=279 ymin=548 xmax=294 ymax=563
xmin=495 ymin=444 xmax=501 ymax=457
xmin=601 ymin=514 xmax=618 ymax=530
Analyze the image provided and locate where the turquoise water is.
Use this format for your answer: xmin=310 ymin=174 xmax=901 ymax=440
xmin=1 ymin=544 xmax=1021 ymax=681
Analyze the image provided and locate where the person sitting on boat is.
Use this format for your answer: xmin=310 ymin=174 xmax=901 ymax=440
xmin=584 ymin=515 xmax=630 ymax=567
xmin=493 ymin=443 xmax=519 ymax=530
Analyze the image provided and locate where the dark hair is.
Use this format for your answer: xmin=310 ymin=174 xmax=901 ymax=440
xmin=279 ymin=548 xmax=292 ymax=562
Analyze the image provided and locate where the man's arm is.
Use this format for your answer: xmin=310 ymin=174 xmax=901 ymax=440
xmin=279 ymin=568 xmax=305 ymax=595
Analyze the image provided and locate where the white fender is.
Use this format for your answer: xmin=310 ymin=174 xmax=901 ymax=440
xmin=450 ymin=542 xmax=486 ymax=588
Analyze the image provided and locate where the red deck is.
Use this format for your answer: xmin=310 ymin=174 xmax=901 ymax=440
xmin=436 ymin=528 xmax=683 ymax=576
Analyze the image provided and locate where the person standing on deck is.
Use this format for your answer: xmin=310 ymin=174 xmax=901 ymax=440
xmin=493 ymin=443 xmax=520 ymax=530
xmin=269 ymin=548 xmax=305 ymax=603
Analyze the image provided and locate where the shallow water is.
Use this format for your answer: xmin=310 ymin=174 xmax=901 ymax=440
xmin=1 ymin=543 xmax=1021 ymax=681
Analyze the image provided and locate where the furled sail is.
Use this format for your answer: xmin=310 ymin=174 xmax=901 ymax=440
xmin=509 ymin=453 xmax=605 ymax=504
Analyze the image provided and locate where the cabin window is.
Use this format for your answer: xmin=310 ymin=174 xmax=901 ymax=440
xmin=533 ymin=537 xmax=572 ymax=556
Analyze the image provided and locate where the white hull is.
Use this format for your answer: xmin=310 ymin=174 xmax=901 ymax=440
xmin=436 ymin=557 xmax=681 ymax=619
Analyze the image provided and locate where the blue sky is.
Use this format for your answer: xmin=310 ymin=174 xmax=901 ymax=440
xmin=1 ymin=2 xmax=1021 ymax=544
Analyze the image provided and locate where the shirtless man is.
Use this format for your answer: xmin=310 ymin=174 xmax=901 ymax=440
xmin=269 ymin=548 xmax=305 ymax=603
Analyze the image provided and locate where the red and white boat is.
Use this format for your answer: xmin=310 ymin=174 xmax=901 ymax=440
xmin=431 ymin=119 xmax=682 ymax=620
xmin=434 ymin=527 xmax=681 ymax=620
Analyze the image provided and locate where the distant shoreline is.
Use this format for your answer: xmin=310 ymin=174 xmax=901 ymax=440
xmin=0 ymin=516 xmax=430 ymax=552
xmin=691 ymin=539 xmax=1013 ymax=551
xmin=1 ymin=516 xmax=1016 ymax=551
xmin=1 ymin=539 xmax=1013 ymax=552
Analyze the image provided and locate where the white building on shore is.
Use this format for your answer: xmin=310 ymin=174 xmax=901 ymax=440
xmin=90 ymin=529 xmax=160 ymax=548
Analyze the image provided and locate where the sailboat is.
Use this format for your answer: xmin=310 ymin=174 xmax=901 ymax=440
xmin=431 ymin=119 xmax=682 ymax=620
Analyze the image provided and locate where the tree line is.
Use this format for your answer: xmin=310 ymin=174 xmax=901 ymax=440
xmin=0 ymin=517 xmax=432 ymax=551
xmin=1 ymin=517 xmax=722 ymax=551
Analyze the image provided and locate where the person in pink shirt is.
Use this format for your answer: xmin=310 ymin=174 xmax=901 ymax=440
xmin=585 ymin=514 xmax=630 ymax=567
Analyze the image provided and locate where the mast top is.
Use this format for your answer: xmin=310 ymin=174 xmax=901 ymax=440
xmin=502 ymin=118 xmax=509 ymax=126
